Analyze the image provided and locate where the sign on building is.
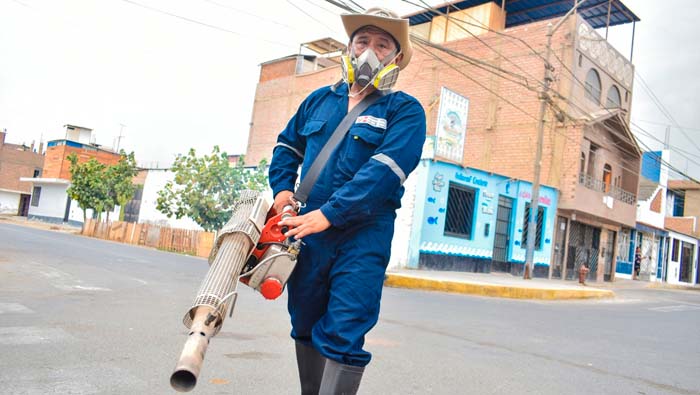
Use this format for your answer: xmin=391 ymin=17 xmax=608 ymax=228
xmin=435 ymin=87 xmax=469 ymax=163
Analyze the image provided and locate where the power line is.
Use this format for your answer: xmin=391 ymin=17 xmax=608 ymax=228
xmin=633 ymin=119 xmax=700 ymax=132
xmin=634 ymin=71 xmax=700 ymax=153
xmin=322 ymin=0 xmax=699 ymax=187
xmin=287 ymin=0 xmax=340 ymax=34
xmin=631 ymin=124 xmax=700 ymax=163
xmin=322 ymin=0 xmax=358 ymax=13
xmin=411 ymin=0 xmax=545 ymax=91
xmin=200 ymin=0 xmax=295 ymax=30
xmin=120 ymin=0 xmax=293 ymax=48
xmin=412 ymin=36 xmax=539 ymax=122
xmin=303 ymin=0 xmax=344 ymax=16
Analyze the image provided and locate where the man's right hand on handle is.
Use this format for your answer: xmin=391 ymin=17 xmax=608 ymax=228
xmin=273 ymin=190 xmax=295 ymax=214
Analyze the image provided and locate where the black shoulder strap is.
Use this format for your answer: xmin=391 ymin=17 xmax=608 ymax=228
xmin=293 ymin=89 xmax=385 ymax=206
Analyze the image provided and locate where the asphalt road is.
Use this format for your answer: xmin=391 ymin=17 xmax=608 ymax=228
xmin=1 ymin=222 xmax=699 ymax=395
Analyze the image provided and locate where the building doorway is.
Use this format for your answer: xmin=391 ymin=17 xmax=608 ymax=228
xmin=63 ymin=197 xmax=71 ymax=222
xmin=491 ymin=195 xmax=513 ymax=272
xmin=639 ymin=233 xmax=658 ymax=281
xmin=565 ymin=221 xmax=601 ymax=281
xmin=551 ymin=216 xmax=568 ymax=279
xmin=18 ymin=194 xmax=30 ymax=216
xmin=680 ymin=241 xmax=695 ymax=283
xmin=603 ymin=229 xmax=615 ymax=281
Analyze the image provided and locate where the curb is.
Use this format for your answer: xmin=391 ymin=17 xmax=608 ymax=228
xmin=646 ymin=282 xmax=700 ymax=292
xmin=384 ymin=273 xmax=615 ymax=300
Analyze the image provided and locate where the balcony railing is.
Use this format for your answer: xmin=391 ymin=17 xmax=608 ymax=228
xmin=578 ymin=173 xmax=636 ymax=205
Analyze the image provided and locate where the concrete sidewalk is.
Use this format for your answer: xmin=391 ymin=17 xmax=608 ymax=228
xmin=385 ymin=270 xmax=617 ymax=300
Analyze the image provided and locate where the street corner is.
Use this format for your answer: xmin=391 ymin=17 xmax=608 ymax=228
xmin=384 ymin=273 xmax=615 ymax=300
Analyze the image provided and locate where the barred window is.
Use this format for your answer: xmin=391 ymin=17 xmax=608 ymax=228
xmin=444 ymin=182 xmax=476 ymax=239
xmin=617 ymin=228 xmax=630 ymax=261
xmin=672 ymin=239 xmax=680 ymax=261
xmin=30 ymin=186 xmax=41 ymax=207
xmin=521 ymin=202 xmax=544 ymax=250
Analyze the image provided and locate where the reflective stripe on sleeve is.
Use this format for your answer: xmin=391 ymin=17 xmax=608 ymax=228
xmin=371 ymin=153 xmax=406 ymax=184
xmin=275 ymin=142 xmax=304 ymax=159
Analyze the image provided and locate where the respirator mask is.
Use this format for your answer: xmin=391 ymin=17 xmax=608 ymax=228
xmin=341 ymin=47 xmax=401 ymax=92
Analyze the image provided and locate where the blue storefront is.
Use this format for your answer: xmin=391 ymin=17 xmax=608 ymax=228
xmin=405 ymin=160 xmax=558 ymax=277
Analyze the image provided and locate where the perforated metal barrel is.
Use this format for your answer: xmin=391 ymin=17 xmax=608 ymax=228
xmin=182 ymin=190 xmax=268 ymax=334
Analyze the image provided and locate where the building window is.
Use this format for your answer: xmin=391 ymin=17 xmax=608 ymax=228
xmin=578 ymin=54 xmax=583 ymax=67
xmin=33 ymin=169 xmax=41 ymax=178
xmin=602 ymin=164 xmax=612 ymax=192
xmin=584 ymin=68 xmax=602 ymax=105
xmin=617 ymin=228 xmax=630 ymax=261
xmin=580 ymin=152 xmax=586 ymax=175
xmin=30 ymin=186 xmax=41 ymax=207
xmin=606 ymin=85 xmax=622 ymax=108
xmin=672 ymin=239 xmax=680 ymax=261
xmin=444 ymin=182 xmax=476 ymax=239
xmin=587 ymin=144 xmax=598 ymax=177
xmin=672 ymin=192 xmax=685 ymax=216
xmin=521 ymin=202 xmax=545 ymax=250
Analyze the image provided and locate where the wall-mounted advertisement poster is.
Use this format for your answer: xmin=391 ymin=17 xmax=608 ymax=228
xmin=435 ymin=87 xmax=469 ymax=163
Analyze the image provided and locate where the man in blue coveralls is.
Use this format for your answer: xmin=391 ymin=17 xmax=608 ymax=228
xmin=269 ymin=7 xmax=426 ymax=394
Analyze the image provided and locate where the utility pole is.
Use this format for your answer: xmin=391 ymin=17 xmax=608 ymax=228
xmin=525 ymin=0 xmax=585 ymax=279
xmin=116 ymin=123 xmax=126 ymax=152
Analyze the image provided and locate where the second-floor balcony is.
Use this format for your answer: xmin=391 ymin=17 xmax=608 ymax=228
xmin=579 ymin=173 xmax=636 ymax=205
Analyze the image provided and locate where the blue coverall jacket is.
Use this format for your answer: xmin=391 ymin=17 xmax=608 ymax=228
xmin=268 ymin=82 xmax=426 ymax=367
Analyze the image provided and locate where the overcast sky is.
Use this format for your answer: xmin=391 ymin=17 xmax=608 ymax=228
xmin=1 ymin=0 xmax=698 ymax=180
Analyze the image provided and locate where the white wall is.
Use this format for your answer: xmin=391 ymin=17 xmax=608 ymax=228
xmin=27 ymin=182 xmax=70 ymax=220
xmin=25 ymin=181 xmax=119 ymax=224
xmin=0 ymin=190 xmax=20 ymax=214
xmin=665 ymin=231 xmax=698 ymax=285
xmin=636 ymin=185 xmax=666 ymax=229
xmin=637 ymin=150 xmax=669 ymax=228
xmin=139 ymin=169 xmax=203 ymax=230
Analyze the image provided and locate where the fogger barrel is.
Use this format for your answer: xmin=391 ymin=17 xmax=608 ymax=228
xmin=170 ymin=191 xmax=268 ymax=392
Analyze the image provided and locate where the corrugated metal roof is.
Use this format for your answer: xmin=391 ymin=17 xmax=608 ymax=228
xmin=406 ymin=0 xmax=639 ymax=29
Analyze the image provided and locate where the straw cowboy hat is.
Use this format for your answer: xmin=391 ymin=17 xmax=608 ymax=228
xmin=340 ymin=7 xmax=413 ymax=70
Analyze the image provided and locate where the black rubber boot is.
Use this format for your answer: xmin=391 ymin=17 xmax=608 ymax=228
xmin=295 ymin=341 xmax=327 ymax=395
xmin=318 ymin=359 xmax=365 ymax=395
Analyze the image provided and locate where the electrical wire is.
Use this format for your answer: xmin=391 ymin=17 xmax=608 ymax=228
xmin=320 ymin=1 xmax=700 ymax=188
xmin=201 ymin=0 xmax=296 ymax=30
xmin=120 ymin=0 xmax=293 ymax=48
xmin=633 ymin=119 xmax=700 ymax=132
xmin=406 ymin=0 xmax=700 ymax=180
xmin=287 ymin=0 xmax=340 ymax=34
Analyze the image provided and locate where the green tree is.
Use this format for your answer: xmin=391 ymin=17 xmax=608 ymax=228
xmin=67 ymin=154 xmax=109 ymax=224
xmin=106 ymin=151 xmax=138 ymax=221
xmin=156 ymin=146 xmax=268 ymax=232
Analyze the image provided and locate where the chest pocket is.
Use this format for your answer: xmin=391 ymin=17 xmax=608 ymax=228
xmin=339 ymin=124 xmax=384 ymax=175
xmin=299 ymin=120 xmax=326 ymax=155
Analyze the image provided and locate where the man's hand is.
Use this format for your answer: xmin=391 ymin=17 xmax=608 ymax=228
xmin=273 ymin=190 xmax=295 ymax=214
xmin=279 ymin=209 xmax=331 ymax=239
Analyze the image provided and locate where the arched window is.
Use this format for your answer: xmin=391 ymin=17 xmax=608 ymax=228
xmin=603 ymin=164 xmax=612 ymax=193
xmin=584 ymin=68 xmax=602 ymax=105
xmin=606 ymin=85 xmax=621 ymax=108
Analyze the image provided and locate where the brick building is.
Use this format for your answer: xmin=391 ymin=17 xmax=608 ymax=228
xmin=21 ymin=125 xmax=122 ymax=226
xmin=0 ymin=130 xmax=45 ymax=215
xmin=245 ymin=1 xmax=641 ymax=279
